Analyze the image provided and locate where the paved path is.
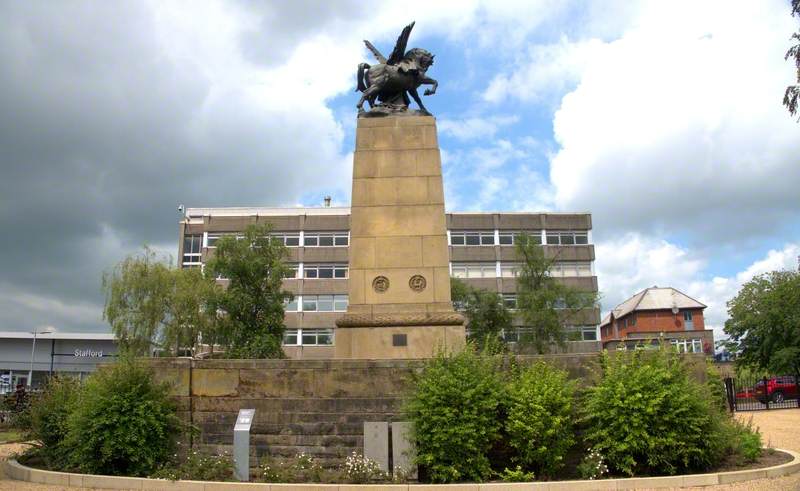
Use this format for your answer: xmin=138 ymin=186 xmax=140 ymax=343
xmin=1 ymin=409 xmax=799 ymax=490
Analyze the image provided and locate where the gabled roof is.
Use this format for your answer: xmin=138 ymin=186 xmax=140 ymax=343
xmin=601 ymin=287 xmax=706 ymax=326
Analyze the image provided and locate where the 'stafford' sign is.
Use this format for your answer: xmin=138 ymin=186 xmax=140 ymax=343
xmin=74 ymin=348 xmax=103 ymax=358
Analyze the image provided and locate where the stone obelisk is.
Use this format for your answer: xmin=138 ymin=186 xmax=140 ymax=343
xmin=335 ymin=116 xmax=466 ymax=359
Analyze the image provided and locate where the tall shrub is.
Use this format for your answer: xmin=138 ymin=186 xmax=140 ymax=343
xmin=405 ymin=348 xmax=504 ymax=483
xmin=582 ymin=349 xmax=722 ymax=476
xmin=28 ymin=376 xmax=81 ymax=468
xmin=505 ymin=362 xmax=575 ymax=478
xmin=64 ymin=358 xmax=184 ymax=476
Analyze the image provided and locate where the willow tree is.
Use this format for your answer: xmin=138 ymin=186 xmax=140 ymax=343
xmin=103 ymin=248 xmax=220 ymax=356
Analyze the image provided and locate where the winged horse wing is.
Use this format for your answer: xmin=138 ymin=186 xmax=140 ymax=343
xmin=386 ymin=21 xmax=415 ymax=66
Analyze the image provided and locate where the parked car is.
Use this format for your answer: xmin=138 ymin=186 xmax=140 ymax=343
xmin=735 ymin=386 xmax=756 ymax=400
xmin=754 ymin=376 xmax=797 ymax=404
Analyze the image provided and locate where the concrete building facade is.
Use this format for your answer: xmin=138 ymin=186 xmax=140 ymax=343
xmin=0 ymin=332 xmax=118 ymax=391
xmin=179 ymin=207 xmax=600 ymax=359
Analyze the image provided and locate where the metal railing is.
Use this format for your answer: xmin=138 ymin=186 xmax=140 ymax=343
xmin=724 ymin=375 xmax=799 ymax=411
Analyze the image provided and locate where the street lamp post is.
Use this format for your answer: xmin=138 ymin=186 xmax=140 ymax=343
xmin=28 ymin=326 xmax=55 ymax=387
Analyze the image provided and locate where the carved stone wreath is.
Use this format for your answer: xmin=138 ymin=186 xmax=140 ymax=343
xmin=372 ymin=275 xmax=390 ymax=293
xmin=408 ymin=274 xmax=427 ymax=292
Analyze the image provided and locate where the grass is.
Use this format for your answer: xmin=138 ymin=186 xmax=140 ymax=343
xmin=0 ymin=430 xmax=23 ymax=443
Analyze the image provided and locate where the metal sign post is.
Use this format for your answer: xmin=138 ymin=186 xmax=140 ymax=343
xmin=233 ymin=408 xmax=255 ymax=481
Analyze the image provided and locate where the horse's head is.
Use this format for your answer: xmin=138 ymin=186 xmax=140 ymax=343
xmin=404 ymin=48 xmax=434 ymax=71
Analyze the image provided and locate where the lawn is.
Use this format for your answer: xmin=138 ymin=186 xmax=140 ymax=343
xmin=0 ymin=430 xmax=23 ymax=443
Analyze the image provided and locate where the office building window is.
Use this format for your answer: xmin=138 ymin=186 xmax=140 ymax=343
xmin=283 ymin=328 xmax=334 ymax=346
xmin=500 ymin=263 xmax=520 ymax=278
xmin=451 ymin=263 xmax=497 ymax=278
xmin=301 ymin=295 xmax=348 ymax=312
xmin=550 ymin=262 xmax=592 ymax=277
xmin=498 ymin=231 xmax=542 ymax=245
xmin=206 ymin=233 xmax=228 ymax=248
xmin=283 ymin=265 xmax=299 ymax=279
xmin=450 ymin=231 xmax=495 ymax=246
xmin=182 ymin=235 xmax=202 ymax=264
xmin=545 ymin=231 xmax=589 ymax=246
xmin=502 ymin=294 xmax=517 ymax=309
xmin=284 ymin=297 xmax=299 ymax=312
xmin=670 ymin=338 xmax=703 ymax=353
xmin=303 ymin=232 xmax=349 ymax=247
xmin=303 ymin=263 xmax=348 ymax=279
xmin=271 ymin=233 xmax=301 ymax=247
xmin=567 ymin=325 xmax=598 ymax=341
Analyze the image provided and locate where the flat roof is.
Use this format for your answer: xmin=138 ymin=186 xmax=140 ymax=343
xmin=0 ymin=331 xmax=115 ymax=341
xmin=185 ymin=206 xmax=592 ymax=217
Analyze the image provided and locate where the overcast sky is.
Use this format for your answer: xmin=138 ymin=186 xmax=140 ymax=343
xmin=1 ymin=0 xmax=798 ymax=341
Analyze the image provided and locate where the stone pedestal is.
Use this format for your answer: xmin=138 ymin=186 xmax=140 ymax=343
xmin=335 ymin=116 xmax=466 ymax=359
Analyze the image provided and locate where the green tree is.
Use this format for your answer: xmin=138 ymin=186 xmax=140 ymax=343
xmin=784 ymin=0 xmax=800 ymax=118
xmin=206 ymin=224 xmax=292 ymax=358
xmin=724 ymin=269 xmax=800 ymax=380
xmin=451 ymin=277 xmax=512 ymax=352
xmin=163 ymin=266 xmax=221 ymax=355
xmin=103 ymin=247 xmax=174 ymax=356
xmin=103 ymin=248 xmax=221 ymax=356
xmin=514 ymin=234 xmax=598 ymax=353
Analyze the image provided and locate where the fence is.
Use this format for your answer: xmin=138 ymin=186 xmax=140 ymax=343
xmin=724 ymin=375 xmax=799 ymax=411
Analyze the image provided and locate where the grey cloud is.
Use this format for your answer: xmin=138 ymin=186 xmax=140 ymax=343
xmin=0 ymin=1 xmax=354 ymax=332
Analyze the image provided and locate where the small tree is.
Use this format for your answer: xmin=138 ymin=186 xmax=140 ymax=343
xmin=514 ymin=234 xmax=598 ymax=353
xmin=724 ymin=269 xmax=800 ymax=381
xmin=784 ymin=0 xmax=800 ymax=118
xmin=206 ymin=224 xmax=292 ymax=359
xmin=451 ymin=277 xmax=512 ymax=352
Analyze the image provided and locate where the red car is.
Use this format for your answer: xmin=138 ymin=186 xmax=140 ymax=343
xmin=754 ymin=376 xmax=798 ymax=404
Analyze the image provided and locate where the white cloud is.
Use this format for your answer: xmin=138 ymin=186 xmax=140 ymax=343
xmin=484 ymin=38 xmax=606 ymax=104
xmin=438 ymin=115 xmax=520 ymax=141
xmin=543 ymin=1 xmax=800 ymax=244
xmin=597 ymin=235 xmax=800 ymax=341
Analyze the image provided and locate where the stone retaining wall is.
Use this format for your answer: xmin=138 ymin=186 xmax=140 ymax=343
xmin=148 ymin=353 xmax=706 ymax=468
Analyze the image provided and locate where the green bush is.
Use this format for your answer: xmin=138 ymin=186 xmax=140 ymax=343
xmin=28 ymin=376 xmax=81 ymax=468
xmin=582 ymin=349 xmax=723 ymax=476
xmin=63 ymin=358 xmax=184 ymax=476
xmin=405 ymin=347 xmax=505 ymax=483
xmin=505 ymin=362 xmax=575 ymax=478
xmin=705 ymin=363 xmax=729 ymax=413
xmin=724 ymin=418 xmax=763 ymax=464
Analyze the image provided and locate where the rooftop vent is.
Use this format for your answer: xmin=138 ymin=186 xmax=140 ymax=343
xmin=323 ymin=196 xmax=332 ymax=207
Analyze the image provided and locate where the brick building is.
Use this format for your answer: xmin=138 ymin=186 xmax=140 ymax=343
xmin=179 ymin=206 xmax=601 ymax=359
xmin=600 ymin=286 xmax=713 ymax=354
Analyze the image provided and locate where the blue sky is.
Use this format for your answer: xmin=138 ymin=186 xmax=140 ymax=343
xmin=0 ymin=0 xmax=798 ymax=340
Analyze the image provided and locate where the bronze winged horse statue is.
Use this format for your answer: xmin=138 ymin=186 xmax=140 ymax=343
xmin=356 ymin=22 xmax=438 ymax=116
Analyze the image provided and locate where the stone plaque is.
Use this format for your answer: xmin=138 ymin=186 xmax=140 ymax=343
xmin=408 ymin=275 xmax=426 ymax=292
xmin=372 ymin=275 xmax=390 ymax=293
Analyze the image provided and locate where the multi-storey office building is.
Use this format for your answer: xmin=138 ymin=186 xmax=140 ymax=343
xmin=179 ymin=207 xmax=600 ymax=359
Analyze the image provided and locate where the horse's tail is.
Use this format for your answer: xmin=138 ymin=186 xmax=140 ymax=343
xmin=356 ymin=63 xmax=370 ymax=92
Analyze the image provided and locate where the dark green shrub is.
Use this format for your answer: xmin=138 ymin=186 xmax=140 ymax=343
xmin=63 ymin=358 xmax=184 ymax=476
xmin=582 ymin=349 xmax=722 ymax=476
xmin=406 ymin=348 xmax=504 ymax=483
xmin=505 ymin=362 xmax=575 ymax=478
xmin=28 ymin=376 xmax=81 ymax=467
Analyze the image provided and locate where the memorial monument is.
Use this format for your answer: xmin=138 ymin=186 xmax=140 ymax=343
xmin=335 ymin=22 xmax=466 ymax=359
